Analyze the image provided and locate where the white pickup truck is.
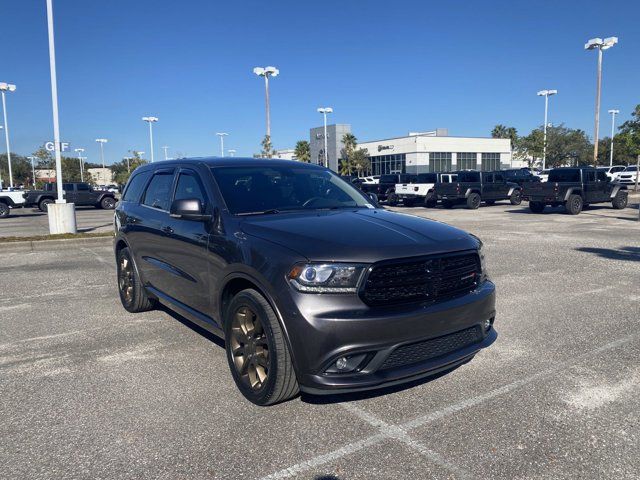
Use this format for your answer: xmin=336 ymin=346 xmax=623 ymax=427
xmin=389 ymin=173 xmax=458 ymax=207
xmin=0 ymin=189 xmax=26 ymax=218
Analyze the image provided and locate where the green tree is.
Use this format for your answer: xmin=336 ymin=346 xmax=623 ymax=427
xmin=617 ymin=105 xmax=640 ymax=164
xmin=294 ymin=140 xmax=310 ymax=162
xmin=339 ymin=159 xmax=353 ymax=175
xmin=0 ymin=154 xmax=33 ymax=188
xmin=351 ymin=148 xmax=370 ymax=176
xmin=111 ymin=151 xmax=148 ymax=185
xmin=491 ymin=125 xmax=518 ymax=145
xmin=341 ymin=133 xmax=357 ymax=160
xmin=260 ymin=135 xmax=275 ymax=158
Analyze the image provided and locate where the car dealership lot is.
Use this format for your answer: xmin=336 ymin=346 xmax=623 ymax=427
xmin=0 ymin=207 xmax=115 ymax=238
xmin=1 ymin=202 xmax=639 ymax=479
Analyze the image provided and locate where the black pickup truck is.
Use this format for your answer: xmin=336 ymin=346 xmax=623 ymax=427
xmin=24 ymin=182 xmax=117 ymax=212
xmin=360 ymin=173 xmax=415 ymax=202
xmin=435 ymin=170 xmax=522 ymax=209
xmin=523 ymin=167 xmax=628 ymax=215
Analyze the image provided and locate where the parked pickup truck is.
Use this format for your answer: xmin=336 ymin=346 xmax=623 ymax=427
xmin=389 ymin=173 xmax=458 ymax=207
xmin=360 ymin=173 xmax=415 ymax=202
xmin=524 ymin=167 xmax=628 ymax=215
xmin=23 ymin=182 xmax=117 ymax=212
xmin=0 ymin=189 xmax=26 ymax=218
xmin=435 ymin=170 xmax=522 ymax=209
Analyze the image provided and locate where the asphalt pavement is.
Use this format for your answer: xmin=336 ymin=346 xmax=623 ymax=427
xmin=1 ymin=201 xmax=639 ymax=479
xmin=0 ymin=207 xmax=115 ymax=238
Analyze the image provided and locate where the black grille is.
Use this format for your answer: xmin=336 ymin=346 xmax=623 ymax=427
xmin=361 ymin=252 xmax=481 ymax=306
xmin=380 ymin=326 xmax=482 ymax=371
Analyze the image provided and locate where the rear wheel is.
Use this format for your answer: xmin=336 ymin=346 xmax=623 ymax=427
xmin=38 ymin=198 xmax=53 ymax=212
xmin=565 ymin=194 xmax=583 ymax=215
xmin=224 ymin=289 xmax=299 ymax=406
xmin=100 ymin=196 xmax=116 ymax=209
xmin=0 ymin=202 xmax=10 ymax=218
xmin=466 ymin=193 xmax=481 ymax=209
xmin=117 ymin=247 xmax=155 ymax=313
xmin=386 ymin=193 xmax=399 ymax=206
xmin=424 ymin=195 xmax=437 ymax=208
xmin=529 ymin=201 xmax=545 ymax=213
xmin=510 ymin=190 xmax=522 ymax=205
xmin=612 ymin=190 xmax=628 ymax=209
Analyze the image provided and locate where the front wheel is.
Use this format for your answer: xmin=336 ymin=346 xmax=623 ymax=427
xmin=386 ymin=193 xmax=399 ymax=206
xmin=424 ymin=196 xmax=437 ymax=208
xmin=466 ymin=193 xmax=481 ymax=209
xmin=510 ymin=190 xmax=522 ymax=205
xmin=224 ymin=289 xmax=299 ymax=406
xmin=612 ymin=190 xmax=628 ymax=209
xmin=0 ymin=202 xmax=10 ymax=218
xmin=565 ymin=194 xmax=583 ymax=215
xmin=38 ymin=198 xmax=54 ymax=212
xmin=100 ymin=196 xmax=116 ymax=209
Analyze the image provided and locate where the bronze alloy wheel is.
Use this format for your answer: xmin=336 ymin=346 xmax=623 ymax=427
xmin=230 ymin=306 xmax=270 ymax=390
xmin=118 ymin=255 xmax=135 ymax=306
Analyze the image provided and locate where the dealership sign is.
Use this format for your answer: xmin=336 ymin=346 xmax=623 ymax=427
xmin=377 ymin=144 xmax=394 ymax=152
xmin=44 ymin=141 xmax=70 ymax=152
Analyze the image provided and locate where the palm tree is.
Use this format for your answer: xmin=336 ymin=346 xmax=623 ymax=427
xmin=261 ymin=135 xmax=273 ymax=158
xmin=351 ymin=148 xmax=370 ymax=176
xmin=339 ymin=159 xmax=353 ymax=175
xmin=491 ymin=125 xmax=508 ymax=138
xmin=294 ymin=140 xmax=311 ymax=163
xmin=342 ymin=133 xmax=357 ymax=158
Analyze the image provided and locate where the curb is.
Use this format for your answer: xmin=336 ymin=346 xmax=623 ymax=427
xmin=0 ymin=235 xmax=113 ymax=253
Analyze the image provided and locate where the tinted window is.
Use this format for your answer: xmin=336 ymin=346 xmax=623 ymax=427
xmin=211 ymin=166 xmax=370 ymax=214
xmin=482 ymin=173 xmax=494 ymax=183
xmin=142 ymin=171 xmax=175 ymax=210
xmin=548 ymin=169 xmax=580 ymax=183
xmin=174 ymin=172 xmax=207 ymax=205
xmin=458 ymin=171 xmax=480 ymax=182
xmin=399 ymin=174 xmax=416 ymax=183
xmin=416 ymin=173 xmax=437 ymax=183
xmin=596 ymin=171 xmax=608 ymax=181
xmin=76 ymin=183 xmax=90 ymax=191
xmin=585 ymin=170 xmax=596 ymax=182
xmin=123 ymin=171 xmax=152 ymax=203
xmin=380 ymin=175 xmax=398 ymax=183
xmin=62 ymin=183 xmax=73 ymax=191
xmin=624 ymin=166 xmax=638 ymax=172
xmin=612 ymin=167 xmax=625 ymax=173
xmin=494 ymin=173 xmax=504 ymax=182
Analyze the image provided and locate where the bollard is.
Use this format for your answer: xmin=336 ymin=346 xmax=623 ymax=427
xmin=47 ymin=202 xmax=77 ymax=234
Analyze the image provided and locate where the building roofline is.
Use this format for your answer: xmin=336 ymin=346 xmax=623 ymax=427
xmin=358 ymin=134 xmax=507 ymax=143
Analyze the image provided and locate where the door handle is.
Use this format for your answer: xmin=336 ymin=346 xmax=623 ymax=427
xmin=162 ymin=226 xmax=174 ymax=234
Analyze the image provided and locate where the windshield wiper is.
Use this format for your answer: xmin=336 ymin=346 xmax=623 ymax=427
xmin=236 ymin=209 xmax=281 ymax=216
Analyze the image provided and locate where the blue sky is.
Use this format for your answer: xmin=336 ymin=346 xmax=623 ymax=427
xmin=1 ymin=0 xmax=639 ymax=164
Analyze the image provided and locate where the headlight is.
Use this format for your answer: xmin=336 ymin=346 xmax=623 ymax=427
xmin=287 ymin=263 xmax=367 ymax=293
xmin=470 ymin=234 xmax=488 ymax=281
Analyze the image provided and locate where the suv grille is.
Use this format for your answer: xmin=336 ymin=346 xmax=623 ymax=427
xmin=361 ymin=252 xmax=481 ymax=306
xmin=380 ymin=326 xmax=482 ymax=371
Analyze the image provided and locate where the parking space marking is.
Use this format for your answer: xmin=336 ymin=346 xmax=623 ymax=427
xmin=259 ymin=331 xmax=639 ymax=480
xmin=81 ymin=247 xmax=116 ymax=270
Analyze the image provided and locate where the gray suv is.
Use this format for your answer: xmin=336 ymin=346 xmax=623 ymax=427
xmin=114 ymin=158 xmax=497 ymax=405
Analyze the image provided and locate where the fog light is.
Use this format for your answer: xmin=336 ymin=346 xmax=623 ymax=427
xmin=483 ymin=318 xmax=492 ymax=332
xmin=325 ymin=353 xmax=369 ymax=374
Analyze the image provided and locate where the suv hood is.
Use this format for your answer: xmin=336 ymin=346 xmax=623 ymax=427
xmin=240 ymin=208 xmax=477 ymax=262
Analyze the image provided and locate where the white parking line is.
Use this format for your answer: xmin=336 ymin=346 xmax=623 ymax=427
xmin=258 ymin=331 xmax=639 ymax=480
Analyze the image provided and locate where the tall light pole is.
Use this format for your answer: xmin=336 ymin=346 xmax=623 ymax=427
xmin=27 ymin=156 xmax=37 ymax=188
xmin=607 ymin=109 xmax=619 ymax=167
xmin=142 ymin=116 xmax=158 ymax=162
xmin=228 ymin=149 xmax=236 ymax=157
xmin=253 ymin=66 xmax=279 ymax=144
xmin=216 ymin=132 xmax=228 ymax=157
xmin=74 ymin=148 xmax=85 ymax=182
xmin=536 ymin=90 xmax=557 ymax=171
xmin=317 ymin=107 xmax=333 ymax=168
xmin=162 ymin=145 xmax=169 ymax=161
xmin=0 ymin=82 xmax=17 ymax=189
xmin=585 ymin=36 xmax=618 ymax=166
xmin=95 ymin=138 xmax=108 ymax=169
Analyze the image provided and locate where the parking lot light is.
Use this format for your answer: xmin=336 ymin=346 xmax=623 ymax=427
xmin=27 ymin=156 xmax=37 ymax=188
xmin=585 ymin=36 xmax=618 ymax=166
xmin=0 ymin=82 xmax=17 ymax=189
xmin=142 ymin=116 xmax=158 ymax=162
xmin=95 ymin=138 xmax=108 ymax=169
xmin=216 ymin=132 xmax=228 ymax=157
xmin=162 ymin=145 xmax=170 ymax=161
xmin=74 ymin=148 xmax=85 ymax=182
xmin=536 ymin=90 xmax=557 ymax=171
xmin=227 ymin=149 xmax=236 ymax=157
xmin=607 ymin=109 xmax=619 ymax=167
xmin=253 ymin=66 xmax=279 ymax=143
xmin=317 ymin=107 xmax=333 ymax=168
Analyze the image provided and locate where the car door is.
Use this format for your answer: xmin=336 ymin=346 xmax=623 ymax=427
xmin=595 ymin=170 xmax=612 ymax=201
xmin=582 ymin=170 xmax=599 ymax=203
xmin=493 ymin=173 xmax=509 ymax=199
xmin=74 ymin=183 xmax=93 ymax=205
xmin=159 ymin=167 xmax=212 ymax=315
xmin=481 ymin=173 xmax=495 ymax=199
xmin=63 ymin=183 xmax=77 ymax=203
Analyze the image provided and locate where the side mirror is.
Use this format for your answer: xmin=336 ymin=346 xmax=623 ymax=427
xmin=170 ymin=198 xmax=210 ymax=220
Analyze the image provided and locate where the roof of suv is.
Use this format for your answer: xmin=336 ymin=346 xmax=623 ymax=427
xmin=138 ymin=157 xmax=322 ymax=170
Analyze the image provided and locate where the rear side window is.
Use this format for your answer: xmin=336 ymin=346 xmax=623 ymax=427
xmin=458 ymin=172 xmax=480 ymax=182
xmin=482 ymin=173 xmax=494 ymax=183
xmin=174 ymin=172 xmax=207 ymax=205
xmin=596 ymin=171 xmax=608 ymax=181
xmin=584 ymin=170 xmax=596 ymax=182
xmin=77 ymin=183 xmax=90 ymax=191
xmin=380 ymin=175 xmax=398 ymax=183
xmin=417 ymin=173 xmax=437 ymax=183
xmin=142 ymin=171 xmax=175 ymax=210
xmin=494 ymin=173 xmax=504 ymax=182
xmin=123 ymin=171 xmax=151 ymax=203
xmin=548 ymin=169 xmax=580 ymax=183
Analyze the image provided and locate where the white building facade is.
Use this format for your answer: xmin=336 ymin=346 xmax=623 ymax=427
xmin=356 ymin=131 xmax=517 ymax=175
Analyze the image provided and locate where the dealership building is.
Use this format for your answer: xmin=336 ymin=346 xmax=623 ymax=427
xmin=308 ymin=125 xmax=519 ymax=174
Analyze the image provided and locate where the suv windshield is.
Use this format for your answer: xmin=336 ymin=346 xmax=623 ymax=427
xmin=548 ymin=169 xmax=581 ymax=183
xmin=211 ymin=166 xmax=371 ymax=214
xmin=623 ymin=166 xmax=638 ymax=172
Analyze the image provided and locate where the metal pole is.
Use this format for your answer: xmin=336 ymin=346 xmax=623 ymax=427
xmin=162 ymin=146 xmax=169 ymax=160
xmin=264 ymin=74 xmax=271 ymax=140
xmin=148 ymin=121 xmax=155 ymax=163
xmin=609 ymin=111 xmax=617 ymax=167
xmin=29 ymin=157 xmax=36 ymax=188
xmin=80 ymin=157 xmax=84 ymax=182
xmin=100 ymin=142 xmax=105 ymax=169
xmin=593 ymin=47 xmax=603 ymax=166
xmin=323 ymin=111 xmax=329 ymax=168
xmin=46 ymin=0 xmax=64 ymax=203
xmin=542 ymin=94 xmax=549 ymax=171
xmin=127 ymin=157 xmax=130 ymax=173
xmin=220 ymin=135 xmax=225 ymax=157
xmin=1 ymin=91 xmax=13 ymax=189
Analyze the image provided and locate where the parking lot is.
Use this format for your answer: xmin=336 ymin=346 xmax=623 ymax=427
xmin=1 ymin=201 xmax=639 ymax=479
xmin=1 ymin=207 xmax=115 ymax=238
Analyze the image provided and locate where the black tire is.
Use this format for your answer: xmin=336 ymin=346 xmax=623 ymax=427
xmin=612 ymin=190 xmax=628 ymax=210
xmin=0 ymin=202 xmax=10 ymax=218
xmin=387 ymin=193 xmax=399 ymax=206
xmin=466 ymin=193 xmax=481 ymax=209
xmin=442 ymin=200 xmax=454 ymax=209
xmin=100 ymin=196 xmax=116 ymax=210
xmin=424 ymin=195 xmax=437 ymax=208
xmin=38 ymin=198 xmax=54 ymax=212
xmin=510 ymin=190 xmax=522 ymax=205
xmin=565 ymin=194 xmax=583 ymax=215
xmin=116 ymin=247 xmax=155 ymax=313
xmin=529 ymin=201 xmax=545 ymax=213
xmin=403 ymin=198 xmax=416 ymax=207
xmin=224 ymin=289 xmax=299 ymax=406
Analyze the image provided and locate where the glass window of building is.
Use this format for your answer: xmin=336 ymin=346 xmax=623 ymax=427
xmin=368 ymin=154 xmax=406 ymax=175
xmin=457 ymin=152 xmax=478 ymax=170
xmin=429 ymin=152 xmax=452 ymax=172
xmin=481 ymin=153 xmax=501 ymax=171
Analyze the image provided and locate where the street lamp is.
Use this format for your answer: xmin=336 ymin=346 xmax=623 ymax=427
xmin=216 ymin=132 xmax=228 ymax=157
xmin=585 ymin=36 xmax=618 ymax=166
xmin=253 ymin=66 xmax=279 ymax=145
xmin=607 ymin=109 xmax=620 ymax=167
xmin=27 ymin=156 xmax=37 ymax=188
xmin=0 ymin=82 xmax=17 ymax=189
xmin=142 ymin=116 xmax=158 ymax=162
xmin=536 ymin=90 xmax=557 ymax=171
xmin=228 ymin=149 xmax=236 ymax=157
xmin=74 ymin=148 xmax=85 ymax=182
xmin=317 ymin=107 xmax=333 ymax=168
xmin=95 ymin=138 xmax=108 ymax=169
xmin=162 ymin=145 xmax=169 ymax=161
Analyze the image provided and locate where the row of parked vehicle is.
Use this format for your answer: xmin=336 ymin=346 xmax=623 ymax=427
xmin=343 ymin=166 xmax=630 ymax=215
